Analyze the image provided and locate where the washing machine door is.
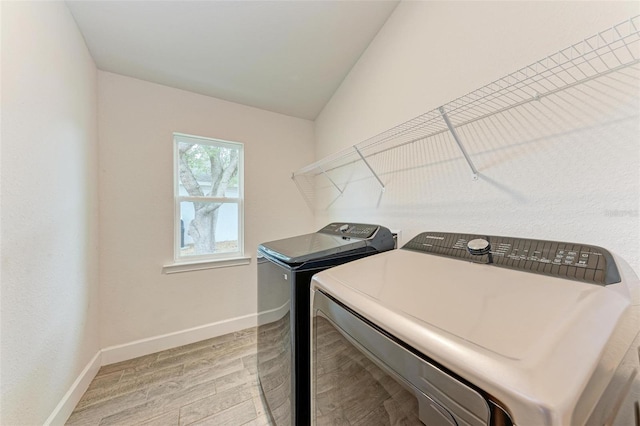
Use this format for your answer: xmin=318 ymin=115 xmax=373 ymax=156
xmin=312 ymin=290 xmax=493 ymax=426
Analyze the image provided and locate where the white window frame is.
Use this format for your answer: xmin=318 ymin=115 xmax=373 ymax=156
xmin=172 ymin=132 xmax=245 ymax=265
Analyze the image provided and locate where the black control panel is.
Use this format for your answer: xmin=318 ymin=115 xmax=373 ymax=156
xmin=403 ymin=232 xmax=621 ymax=285
xmin=319 ymin=223 xmax=380 ymax=239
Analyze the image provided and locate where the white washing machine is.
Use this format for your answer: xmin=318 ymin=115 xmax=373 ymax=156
xmin=310 ymin=231 xmax=640 ymax=426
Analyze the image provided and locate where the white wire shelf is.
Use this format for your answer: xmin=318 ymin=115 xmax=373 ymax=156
xmin=292 ymin=15 xmax=640 ymax=207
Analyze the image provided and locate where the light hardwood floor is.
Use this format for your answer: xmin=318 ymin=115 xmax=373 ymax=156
xmin=67 ymin=328 xmax=273 ymax=426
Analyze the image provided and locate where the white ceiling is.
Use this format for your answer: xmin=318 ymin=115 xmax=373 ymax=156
xmin=66 ymin=0 xmax=399 ymax=120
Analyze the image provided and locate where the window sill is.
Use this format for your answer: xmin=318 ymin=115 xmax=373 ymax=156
xmin=162 ymin=256 xmax=252 ymax=274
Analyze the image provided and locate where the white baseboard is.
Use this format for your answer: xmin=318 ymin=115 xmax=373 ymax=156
xmin=44 ymin=351 xmax=102 ymax=426
xmin=101 ymin=307 xmax=287 ymax=365
xmin=49 ymin=307 xmax=291 ymax=424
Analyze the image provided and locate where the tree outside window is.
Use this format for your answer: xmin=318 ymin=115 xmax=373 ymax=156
xmin=174 ymin=133 xmax=243 ymax=260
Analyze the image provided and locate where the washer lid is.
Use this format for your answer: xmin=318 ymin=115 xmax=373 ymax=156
xmin=259 ymin=232 xmax=367 ymax=264
xmin=258 ymin=222 xmax=392 ymax=265
xmin=311 ymin=248 xmax=637 ymax=424
xmin=313 ymin=249 xmax=629 ymax=359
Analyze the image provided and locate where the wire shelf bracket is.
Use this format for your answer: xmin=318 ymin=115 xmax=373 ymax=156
xmin=320 ymin=165 xmax=344 ymax=195
xmin=354 ymin=146 xmax=386 ymax=191
xmin=438 ymin=106 xmax=479 ymax=180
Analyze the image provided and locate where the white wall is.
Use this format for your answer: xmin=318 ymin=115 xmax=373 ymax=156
xmin=0 ymin=2 xmax=100 ymax=425
xmin=315 ymin=1 xmax=640 ymax=274
xmin=98 ymin=72 xmax=314 ymax=348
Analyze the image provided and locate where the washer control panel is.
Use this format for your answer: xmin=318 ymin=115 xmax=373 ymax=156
xmin=319 ymin=223 xmax=380 ymax=239
xmin=403 ymin=232 xmax=621 ymax=285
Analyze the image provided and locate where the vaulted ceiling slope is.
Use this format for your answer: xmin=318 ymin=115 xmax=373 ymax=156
xmin=66 ymin=0 xmax=399 ymax=120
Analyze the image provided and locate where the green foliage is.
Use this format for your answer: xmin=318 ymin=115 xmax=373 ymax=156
xmin=179 ymin=142 xmax=239 ymax=185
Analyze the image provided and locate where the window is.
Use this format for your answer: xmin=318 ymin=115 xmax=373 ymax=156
xmin=174 ymin=133 xmax=244 ymax=262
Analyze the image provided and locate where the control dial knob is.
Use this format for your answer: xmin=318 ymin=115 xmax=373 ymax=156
xmin=467 ymin=238 xmax=491 ymax=255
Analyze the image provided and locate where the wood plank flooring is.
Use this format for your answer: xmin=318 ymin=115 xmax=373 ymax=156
xmin=67 ymin=328 xmax=274 ymax=426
